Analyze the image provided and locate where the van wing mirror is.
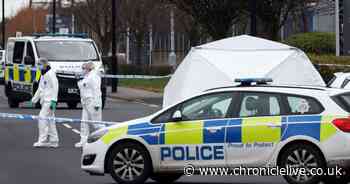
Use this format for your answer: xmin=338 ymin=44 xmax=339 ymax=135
xmin=24 ymin=56 xmax=34 ymax=66
xmin=172 ymin=110 xmax=183 ymax=122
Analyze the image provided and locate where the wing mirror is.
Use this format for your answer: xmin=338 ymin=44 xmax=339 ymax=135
xmin=172 ymin=110 xmax=183 ymax=122
xmin=24 ymin=56 xmax=35 ymax=66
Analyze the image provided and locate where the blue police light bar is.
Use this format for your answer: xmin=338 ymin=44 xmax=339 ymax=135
xmin=235 ymin=78 xmax=273 ymax=86
xmin=32 ymin=33 xmax=88 ymax=38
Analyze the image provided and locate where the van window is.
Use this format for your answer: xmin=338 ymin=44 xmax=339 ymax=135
xmin=6 ymin=40 xmax=15 ymax=63
xmin=13 ymin=42 xmax=25 ymax=64
xmin=26 ymin=42 xmax=35 ymax=60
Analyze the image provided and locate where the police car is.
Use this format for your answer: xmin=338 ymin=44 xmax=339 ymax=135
xmin=82 ymin=78 xmax=350 ymax=184
xmin=328 ymin=72 xmax=350 ymax=89
xmin=4 ymin=33 xmax=106 ymax=108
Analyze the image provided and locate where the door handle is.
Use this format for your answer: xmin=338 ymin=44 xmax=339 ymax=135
xmin=267 ymin=123 xmax=281 ymax=128
xmin=206 ymin=127 xmax=222 ymax=133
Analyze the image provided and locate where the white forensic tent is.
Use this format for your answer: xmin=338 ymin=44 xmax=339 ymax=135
xmin=163 ymin=35 xmax=325 ymax=108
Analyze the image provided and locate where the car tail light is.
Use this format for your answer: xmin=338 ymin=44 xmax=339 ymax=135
xmin=332 ymin=118 xmax=350 ymax=132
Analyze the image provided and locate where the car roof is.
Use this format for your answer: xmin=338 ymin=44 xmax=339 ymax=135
xmin=8 ymin=36 xmax=93 ymax=42
xmin=205 ymin=84 xmax=349 ymax=97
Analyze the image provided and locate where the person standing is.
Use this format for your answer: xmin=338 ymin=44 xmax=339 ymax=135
xmin=31 ymin=58 xmax=59 ymax=148
xmin=75 ymin=62 xmax=104 ymax=148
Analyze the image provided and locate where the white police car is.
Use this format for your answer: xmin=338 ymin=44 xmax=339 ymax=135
xmin=82 ymin=78 xmax=350 ymax=184
xmin=328 ymin=72 xmax=350 ymax=89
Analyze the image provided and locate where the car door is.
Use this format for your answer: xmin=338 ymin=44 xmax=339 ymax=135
xmin=226 ymin=92 xmax=287 ymax=167
xmin=153 ymin=92 xmax=236 ymax=170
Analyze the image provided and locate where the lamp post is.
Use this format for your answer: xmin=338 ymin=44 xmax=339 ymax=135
xmin=335 ymin=0 xmax=340 ymax=56
xmin=168 ymin=7 xmax=176 ymax=70
xmin=52 ymin=0 xmax=56 ymax=33
xmin=111 ymin=0 xmax=118 ymax=92
xmin=2 ymin=0 xmax=5 ymax=49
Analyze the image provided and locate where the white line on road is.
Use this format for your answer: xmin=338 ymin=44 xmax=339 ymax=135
xmin=107 ymin=97 xmax=160 ymax=108
xmin=72 ymin=129 xmax=80 ymax=134
xmin=63 ymin=123 xmax=72 ymax=129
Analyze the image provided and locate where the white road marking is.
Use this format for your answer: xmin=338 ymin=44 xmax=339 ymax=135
xmin=63 ymin=123 xmax=72 ymax=129
xmin=134 ymin=100 xmax=160 ymax=108
xmin=72 ymin=129 xmax=80 ymax=134
xmin=107 ymin=97 xmax=160 ymax=108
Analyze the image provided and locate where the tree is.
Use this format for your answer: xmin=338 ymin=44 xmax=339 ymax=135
xmin=6 ymin=7 xmax=47 ymax=37
xmin=73 ymin=0 xmax=112 ymax=55
xmin=118 ymin=0 xmax=162 ymax=65
xmin=168 ymin=0 xmax=246 ymax=40
xmin=255 ymin=0 xmax=311 ymax=40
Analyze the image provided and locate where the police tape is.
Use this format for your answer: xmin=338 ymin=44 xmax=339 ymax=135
xmin=0 ymin=112 xmax=118 ymax=125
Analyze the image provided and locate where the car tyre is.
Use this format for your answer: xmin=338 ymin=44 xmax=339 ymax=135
xmin=150 ymin=173 xmax=182 ymax=183
xmin=107 ymin=142 xmax=152 ymax=184
xmin=279 ymin=143 xmax=326 ymax=184
xmin=8 ymin=97 xmax=19 ymax=108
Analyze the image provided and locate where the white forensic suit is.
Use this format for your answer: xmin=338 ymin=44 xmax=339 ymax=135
xmin=78 ymin=69 xmax=104 ymax=144
xmin=31 ymin=69 xmax=59 ymax=147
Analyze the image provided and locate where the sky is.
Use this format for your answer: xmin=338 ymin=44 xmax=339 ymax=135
xmin=0 ymin=0 xmax=28 ymax=18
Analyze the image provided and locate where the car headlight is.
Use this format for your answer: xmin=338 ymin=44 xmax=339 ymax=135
xmin=87 ymin=129 xmax=108 ymax=143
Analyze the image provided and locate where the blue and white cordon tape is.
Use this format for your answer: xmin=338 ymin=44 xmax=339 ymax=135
xmin=0 ymin=112 xmax=118 ymax=126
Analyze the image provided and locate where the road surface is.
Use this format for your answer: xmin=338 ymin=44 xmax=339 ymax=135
xmin=0 ymin=87 xmax=286 ymax=184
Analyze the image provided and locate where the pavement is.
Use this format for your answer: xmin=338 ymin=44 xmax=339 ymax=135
xmin=0 ymin=86 xmax=287 ymax=184
xmin=107 ymin=87 xmax=163 ymax=107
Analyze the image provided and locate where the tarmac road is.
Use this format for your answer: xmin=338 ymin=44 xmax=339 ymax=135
xmin=0 ymin=87 xmax=287 ymax=184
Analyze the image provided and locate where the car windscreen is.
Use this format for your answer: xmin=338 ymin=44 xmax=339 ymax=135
xmin=35 ymin=41 xmax=99 ymax=61
xmin=332 ymin=92 xmax=350 ymax=113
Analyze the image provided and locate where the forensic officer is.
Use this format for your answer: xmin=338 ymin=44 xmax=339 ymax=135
xmin=31 ymin=58 xmax=59 ymax=148
xmin=75 ymin=62 xmax=104 ymax=148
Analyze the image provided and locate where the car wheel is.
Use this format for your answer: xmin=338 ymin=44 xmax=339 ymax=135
xmin=67 ymin=102 xmax=78 ymax=109
xmin=8 ymin=97 xmax=19 ymax=108
xmin=107 ymin=142 xmax=152 ymax=184
xmin=150 ymin=173 xmax=182 ymax=183
xmin=279 ymin=143 xmax=326 ymax=184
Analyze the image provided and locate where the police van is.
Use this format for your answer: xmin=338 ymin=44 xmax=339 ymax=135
xmin=82 ymin=79 xmax=350 ymax=184
xmin=4 ymin=33 xmax=106 ymax=108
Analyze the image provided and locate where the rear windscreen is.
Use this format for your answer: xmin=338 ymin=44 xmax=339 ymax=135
xmin=332 ymin=93 xmax=350 ymax=112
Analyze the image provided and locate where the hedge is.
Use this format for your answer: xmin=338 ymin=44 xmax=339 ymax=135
xmin=285 ymin=32 xmax=335 ymax=54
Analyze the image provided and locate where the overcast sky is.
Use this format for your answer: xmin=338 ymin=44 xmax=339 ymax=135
xmin=0 ymin=0 xmax=28 ymax=18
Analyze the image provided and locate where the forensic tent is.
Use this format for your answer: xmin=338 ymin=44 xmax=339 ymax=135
xmin=163 ymin=35 xmax=325 ymax=108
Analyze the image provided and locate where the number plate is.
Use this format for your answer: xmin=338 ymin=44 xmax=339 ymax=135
xmin=67 ymin=88 xmax=78 ymax=94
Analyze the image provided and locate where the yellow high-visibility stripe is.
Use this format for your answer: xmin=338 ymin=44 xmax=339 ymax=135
xmin=164 ymin=121 xmax=203 ymax=144
xmin=24 ymin=66 xmax=31 ymax=83
xmin=101 ymin=126 xmax=128 ymax=144
xmin=35 ymin=66 xmax=41 ymax=81
xmin=4 ymin=66 xmax=9 ymax=81
xmin=242 ymin=116 xmax=281 ymax=144
xmin=13 ymin=64 xmax=19 ymax=81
